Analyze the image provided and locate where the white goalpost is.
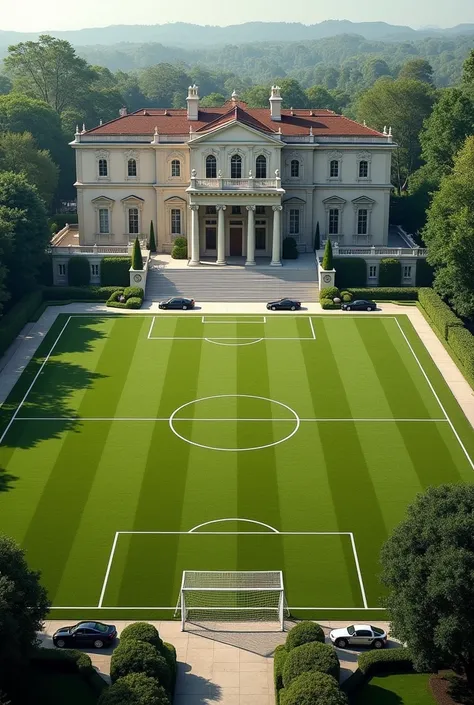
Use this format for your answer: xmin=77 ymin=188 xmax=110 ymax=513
xmin=176 ymin=570 xmax=289 ymax=631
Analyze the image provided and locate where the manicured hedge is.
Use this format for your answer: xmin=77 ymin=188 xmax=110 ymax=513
xmin=283 ymin=237 xmax=298 ymax=259
xmin=415 ymin=259 xmax=434 ymax=287
xmin=282 ymin=641 xmax=340 ymax=687
xmin=286 ymin=622 xmax=325 ymax=651
xmin=98 ymin=673 xmax=170 ymax=705
xmin=172 ymin=237 xmax=187 ymax=260
xmin=418 ymin=288 xmax=463 ymax=339
xmin=67 ymin=256 xmax=90 ymax=286
xmin=106 ymin=288 xmax=143 ymax=309
xmin=120 ymin=622 xmax=163 ymax=652
xmin=358 ymin=647 xmax=414 ymax=676
xmin=280 ymin=672 xmax=348 ymax=705
xmin=447 ymin=326 xmax=474 ymax=382
xmin=0 ymin=290 xmax=43 ymax=357
xmin=43 ymin=286 xmax=121 ymax=301
xmin=334 ymin=257 xmax=367 ymax=288
xmin=274 ymin=644 xmax=288 ymax=696
xmin=123 ymin=287 xmax=144 ymax=300
xmin=319 ymin=286 xmax=339 ymax=300
xmin=347 ymin=287 xmax=418 ymax=301
xmin=101 ymin=257 xmax=131 ymax=286
xmin=110 ymin=640 xmax=170 ymax=690
xmin=320 ymin=298 xmax=340 ymax=310
xmin=162 ymin=643 xmax=177 ymax=691
xmin=30 ymin=648 xmax=105 ymax=695
xmin=379 ymin=258 xmax=401 ymax=286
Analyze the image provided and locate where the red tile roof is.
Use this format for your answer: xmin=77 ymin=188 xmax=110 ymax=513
xmin=84 ymin=104 xmax=383 ymax=139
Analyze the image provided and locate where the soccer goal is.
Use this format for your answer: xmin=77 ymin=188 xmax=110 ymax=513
xmin=176 ymin=570 xmax=289 ymax=631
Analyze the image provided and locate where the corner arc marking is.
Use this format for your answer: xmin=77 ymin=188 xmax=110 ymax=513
xmin=188 ymin=518 xmax=280 ymax=533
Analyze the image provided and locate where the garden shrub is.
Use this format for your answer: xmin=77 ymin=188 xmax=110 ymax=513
xmin=162 ymin=643 xmax=177 ymax=689
xmin=30 ymin=648 xmax=105 ymax=695
xmin=334 ymin=258 xmax=367 ymax=288
xmin=43 ymin=286 xmax=121 ymax=301
xmin=280 ymin=672 xmax=348 ymax=705
xmin=274 ymin=644 xmax=288 ymax=696
xmin=282 ymin=237 xmax=298 ymax=259
xmin=320 ymin=298 xmax=340 ymax=310
xmin=148 ymin=222 xmax=157 ymax=253
xmin=357 ymin=647 xmax=414 ymax=676
xmin=347 ymin=287 xmax=418 ymax=301
xmin=131 ymin=238 xmax=143 ymax=270
xmin=379 ymin=258 xmax=401 ymax=286
xmin=171 ymin=247 xmax=187 ymax=259
xmin=322 ymin=239 xmax=334 ymax=270
xmin=101 ymin=257 xmax=131 ymax=286
xmin=123 ymin=287 xmax=144 ymax=300
xmin=447 ymin=326 xmax=474 ymax=381
xmin=319 ymin=286 xmax=340 ymax=300
xmin=418 ymin=288 xmax=463 ymax=339
xmin=282 ymin=641 xmax=340 ymax=687
xmin=110 ymin=639 xmax=170 ymax=690
xmin=415 ymin=259 xmax=434 ymax=287
xmin=286 ymin=622 xmax=325 ymax=651
xmin=67 ymin=256 xmax=90 ymax=286
xmin=173 ymin=237 xmax=187 ymax=248
xmin=0 ymin=290 xmax=43 ymax=357
xmin=98 ymin=673 xmax=170 ymax=705
xmin=125 ymin=297 xmax=142 ymax=309
xmin=340 ymin=291 xmax=352 ymax=302
xmin=120 ymin=622 xmax=163 ymax=651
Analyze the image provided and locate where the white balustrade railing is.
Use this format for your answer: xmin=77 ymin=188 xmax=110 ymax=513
xmin=192 ymin=177 xmax=281 ymax=191
xmin=52 ymin=245 xmax=131 ymax=256
xmin=317 ymin=245 xmax=428 ymax=258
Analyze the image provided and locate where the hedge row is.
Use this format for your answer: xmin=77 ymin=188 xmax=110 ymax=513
xmin=68 ymin=256 xmax=91 ymax=286
xmin=320 ymin=298 xmax=340 ymax=310
xmin=100 ymin=257 xmax=132 ymax=286
xmin=334 ymin=258 xmax=367 ymax=288
xmin=342 ymin=648 xmax=414 ymax=696
xmin=447 ymin=326 xmax=474 ymax=382
xmin=347 ymin=287 xmax=418 ymax=301
xmin=43 ymin=286 xmax=122 ymax=301
xmin=418 ymin=288 xmax=464 ymax=340
xmin=379 ymin=258 xmax=402 ymax=287
xmin=0 ymin=290 xmax=43 ymax=357
xmin=30 ymin=648 xmax=106 ymax=696
xmin=106 ymin=286 xmax=144 ymax=310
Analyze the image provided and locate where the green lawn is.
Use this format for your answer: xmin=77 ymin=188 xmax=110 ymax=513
xmin=354 ymin=673 xmax=436 ymax=704
xmin=0 ymin=313 xmax=473 ymax=622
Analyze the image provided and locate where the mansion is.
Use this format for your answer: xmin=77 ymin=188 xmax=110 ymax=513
xmin=71 ymin=86 xmax=396 ymax=266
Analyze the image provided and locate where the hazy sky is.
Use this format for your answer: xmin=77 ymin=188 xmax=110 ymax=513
xmin=2 ymin=0 xmax=473 ymax=32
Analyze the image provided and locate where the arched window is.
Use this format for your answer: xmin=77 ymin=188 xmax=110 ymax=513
xmin=255 ymin=155 xmax=267 ymax=178
xmin=98 ymin=158 xmax=108 ymax=177
xmin=128 ymin=158 xmax=137 ymax=177
xmin=171 ymin=159 xmax=181 ymax=177
xmin=330 ymin=159 xmax=339 ymax=178
xmin=128 ymin=207 xmax=139 ymax=234
xmin=206 ymin=154 xmax=217 ymax=178
xmin=290 ymin=159 xmax=300 ymax=178
xmin=358 ymin=160 xmax=368 ymax=178
xmin=231 ymin=154 xmax=242 ymax=179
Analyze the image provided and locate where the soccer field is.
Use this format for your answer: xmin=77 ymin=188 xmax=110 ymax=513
xmin=0 ymin=313 xmax=473 ymax=623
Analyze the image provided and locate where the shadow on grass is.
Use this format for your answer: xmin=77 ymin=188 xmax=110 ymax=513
xmin=0 ymin=467 xmax=18 ymax=491
xmin=354 ymin=682 xmax=404 ymax=705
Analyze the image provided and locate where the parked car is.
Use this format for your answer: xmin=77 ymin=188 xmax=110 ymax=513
xmin=53 ymin=621 xmax=117 ymax=649
xmin=329 ymin=624 xmax=387 ymax=649
xmin=266 ymin=298 xmax=302 ymax=311
xmin=159 ymin=297 xmax=195 ymax=310
xmin=341 ymin=299 xmax=376 ymax=312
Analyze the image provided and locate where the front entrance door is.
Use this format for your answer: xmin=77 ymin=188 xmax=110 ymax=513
xmin=230 ymin=227 xmax=242 ymax=256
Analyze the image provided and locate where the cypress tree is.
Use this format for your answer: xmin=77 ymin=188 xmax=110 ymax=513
xmin=132 ymin=237 xmax=143 ymax=270
xmin=322 ymin=239 xmax=333 ymax=270
xmin=314 ymin=222 xmax=320 ymax=251
xmin=148 ymin=221 xmax=156 ymax=253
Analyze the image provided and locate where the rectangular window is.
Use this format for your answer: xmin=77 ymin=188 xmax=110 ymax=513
xmin=232 ymin=206 xmax=241 ymax=215
xmin=255 ymin=226 xmax=266 ymax=250
xmin=205 ymin=226 xmax=216 ymax=250
xmin=256 ymin=206 xmax=265 ymax=215
xmin=290 ymin=160 xmax=300 ymax=178
xmin=91 ymin=264 xmax=99 ymax=276
xmin=358 ymin=160 xmax=369 ymax=178
xmin=128 ymin=208 xmax=139 ymax=234
xmin=289 ymin=209 xmax=300 ymax=235
xmin=99 ymin=208 xmax=109 ymax=234
xmin=368 ymin=265 xmax=377 ymax=279
xmin=330 ymin=160 xmax=339 ymax=178
xmin=403 ymin=265 xmax=412 ymax=279
xmin=328 ymin=209 xmax=339 ymax=235
xmin=98 ymin=159 xmax=108 ymax=177
xmin=171 ymin=209 xmax=182 ymax=235
xmin=58 ymin=264 xmax=66 ymax=276
xmin=357 ymin=209 xmax=368 ymax=235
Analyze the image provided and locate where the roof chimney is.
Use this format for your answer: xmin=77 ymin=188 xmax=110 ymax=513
xmin=187 ymin=84 xmax=200 ymax=121
xmin=269 ymin=85 xmax=282 ymax=122
xmin=119 ymin=106 xmax=127 ymax=117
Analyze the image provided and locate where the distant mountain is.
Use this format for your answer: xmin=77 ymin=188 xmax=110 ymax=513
xmin=1 ymin=19 xmax=474 ymax=50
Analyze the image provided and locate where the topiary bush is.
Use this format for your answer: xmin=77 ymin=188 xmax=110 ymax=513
xmin=171 ymin=238 xmax=188 ymax=259
xmin=148 ymin=221 xmax=157 ymax=253
xmin=131 ymin=237 xmax=143 ymax=270
xmin=319 ymin=286 xmax=340 ymax=300
xmin=101 ymin=258 xmax=132 ymax=286
xmin=320 ymin=298 xmax=340 ymax=310
xmin=357 ymin=647 xmax=414 ymax=677
xmin=125 ymin=297 xmax=142 ymax=309
xmin=280 ymin=672 xmax=348 ymax=705
xmin=340 ymin=291 xmax=352 ymax=302
xmin=110 ymin=639 xmax=170 ymax=690
xmin=274 ymin=644 xmax=288 ymax=695
xmin=282 ymin=641 xmax=340 ymax=687
xmin=98 ymin=673 xmax=170 ymax=705
xmin=67 ymin=257 xmax=90 ymax=286
xmin=322 ymin=239 xmax=334 ymax=270
xmin=379 ymin=258 xmax=401 ymax=287
xmin=334 ymin=258 xmax=367 ymax=288
xmin=162 ymin=643 xmax=177 ymax=689
xmin=123 ymin=287 xmax=144 ymax=300
xmin=286 ymin=622 xmax=326 ymax=651
xmin=282 ymin=237 xmax=298 ymax=259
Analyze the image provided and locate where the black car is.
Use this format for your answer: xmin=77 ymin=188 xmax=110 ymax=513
xmin=159 ymin=297 xmax=195 ymax=310
xmin=342 ymin=299 xmax=377 ymax=312
xmin=53 ymin=621 xmax=117 ymax=649
xmin=267 ymin=298 xmax=302 ymax=311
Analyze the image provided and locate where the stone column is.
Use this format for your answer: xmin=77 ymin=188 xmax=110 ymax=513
xmin=246 ymin=205 xmax=256 ymax=266
xmin=271 ymin=205 xmax=283 ymax=266
xmin=188 ymin=204 xmax=200 ymax=266
xmin=216 ymin=205 xmax=226 ymax=265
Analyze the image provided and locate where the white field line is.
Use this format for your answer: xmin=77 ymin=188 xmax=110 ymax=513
xmin=309 ymin=317 xmax=316 ymax=340
xmin=116 ymin=531 xmax=353 ymax=535
xmin=149 ymin=336 xmax=315 ymax=341
xmin=201 ymin=316 xmax=267 ymax=324
xmin=147 ymin=316 xmax=156 ymax=339
xmin=350 ymin=533 xmax=368 ymax=609
xmin=97 ymin=532 xmax=120 ymax=608
xmin=395 ymin=319 xmax=474 ymax=471
xmin=14 ymin=417 xmax=447 ymax=422
xmin=49 ymin=606 xmax=386 ymax=610
xmin=0 ymin=316 xmax=72 ymax=445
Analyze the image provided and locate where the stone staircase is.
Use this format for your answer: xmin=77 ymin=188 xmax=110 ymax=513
xmin=145 ymin=264 xmax=319 ymax=302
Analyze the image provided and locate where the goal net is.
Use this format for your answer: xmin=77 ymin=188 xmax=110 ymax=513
xmin=176 ymin=571 xmax=289 ymax=631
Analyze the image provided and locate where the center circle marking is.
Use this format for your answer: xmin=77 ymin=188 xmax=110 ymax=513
xmin=169 ymin=394 xmax=300 ymax=452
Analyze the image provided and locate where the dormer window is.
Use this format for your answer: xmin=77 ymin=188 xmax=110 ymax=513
xmin=171 ymin=159 xmax=181 ymax=177
xmin=98 ymin=159 xmax=108 ymax=177
xmin=127 ymin=159 xmax=137 ymax=177
xmin=206 ymin=154 xmax=217 ymax=178
xmin=231 ymin=154 xmax=242 ymax=179
xmin=255 ymin=155 xmax=267 ymax=178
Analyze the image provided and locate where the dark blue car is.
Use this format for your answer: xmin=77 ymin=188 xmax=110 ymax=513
xmin=53 ymin=621 xmax=117 ymax=649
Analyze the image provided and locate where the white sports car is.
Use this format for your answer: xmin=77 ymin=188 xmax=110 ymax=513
xmin=329 ymin=624 xmax=387 ymax=649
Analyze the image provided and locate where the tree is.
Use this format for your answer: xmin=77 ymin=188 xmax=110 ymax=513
xmin=305 ymin=85 xmax=337 ymax=111
xmin=148 ymin=221 xmax=156 ymax=253
xmin=398 ymin=59 xmax=434 ymax=85
xmin=132 ymin=237 xmax=143 ymax=270
xmin=242 ymin=85 xmax=270 ymax=108
xmin=4 ymin=35 xmax=95 ymax=115
xmin=0 ymin=214 xmax=12 ymax=313
xmin=278 ymin=78 xmax=308 ymax=108
xmin=381 ymin=484 xmax=474 ymax=687
xmin=0 ymin=75 xmax=11 ymax=95
xmin=363 ymin=57 xmax=392 ymax=86
xmin=422 ymin=135 xmax=474 ymax=318
xmin=98 ymin=673 xmax=170 ymax=705
xmin=314 ymin=222 xmax=320 ymax=251
xmin=356 ymin=78 xmax=434 ymax=193
xmin=462 ymin=49 xmax=474 ymax=86
xmin=0 ymin=172 xmax=51 ymax=301
xmin=0 ymin=132 xmax=58 ymax=206
xmin=199 ymin=92 xmax=226 ymax=107
xmin=0 ymin=535 xmax=50 ymax=689
xmin=138 ymin=64 xmax=189 ymax=107
xmin=322 ymin=239 xmax=333 ymax=270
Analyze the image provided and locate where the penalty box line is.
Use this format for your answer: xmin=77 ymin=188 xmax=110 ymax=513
xmin=148 ymin=316 xmax=316 ymax=341
xmin=95 ymin=530 xmax=369 ymax=611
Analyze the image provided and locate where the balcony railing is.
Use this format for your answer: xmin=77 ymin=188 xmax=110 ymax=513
xmin=317 ymin=245 xmax=428 ymax=258
xmin=189 ymin=176 xmax=283 ymax=191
